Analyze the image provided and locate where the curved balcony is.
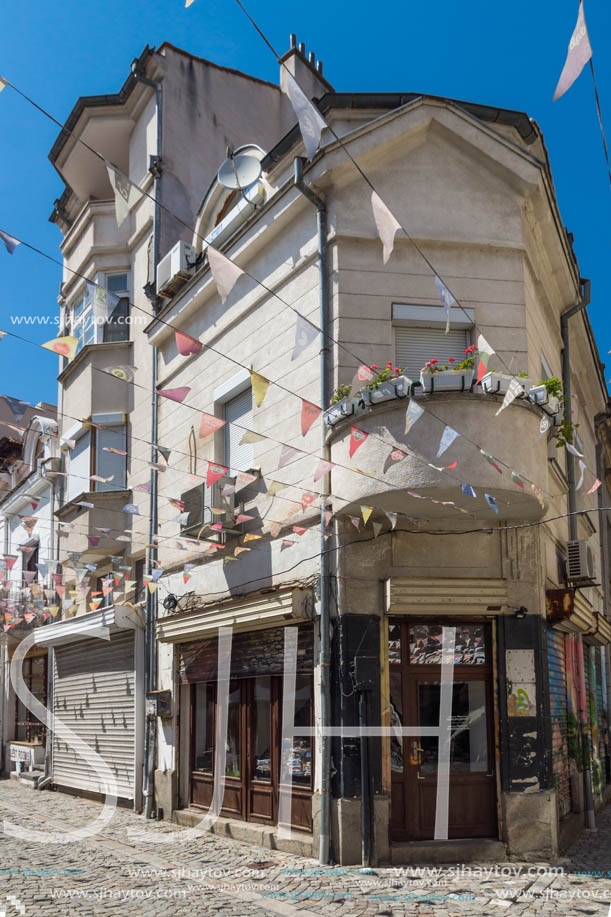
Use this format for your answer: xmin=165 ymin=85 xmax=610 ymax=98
xmin=325 ymin=387 xmax=550 ymax=526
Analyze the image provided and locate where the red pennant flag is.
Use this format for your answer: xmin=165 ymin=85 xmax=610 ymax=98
xmin=349 ymin=426 xmax=368 ymax=458
xmin=390 ymin=449 xmax=406 ymax=463
xmin=357 ymin=364 xmax=375 ymax=382
xmin=199 ymin=412 xmax=226 ymax=438
xmin=206 ymin=462 xmax=228 ymax=488
xmin=175 ymin=329 xmax=203 ymax=356
xmin=301 ymin=493 xmax=315 ymax=511
xmin=3 ymin=555 xmax=17 ymax=571
xmin=157 ymin=387 xmax=191 ymax=403
xmin=293 ymin=526 xmax=307 ymax=536
xmin=301 ymin=400 xmax=321 ymax=437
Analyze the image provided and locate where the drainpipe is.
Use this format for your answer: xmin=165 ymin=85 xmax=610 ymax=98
xmin=38 ymin=476 xmax=57 ymax=792
xmin=294 ymin=157 xmax=331 ymax=865
xmin=561 ymin=277 xmax=596 ymax=829
xmin=132 ymin=62 xmax=162 ymax=819
xmin=595 ymin=413 xmax=611 ymax=788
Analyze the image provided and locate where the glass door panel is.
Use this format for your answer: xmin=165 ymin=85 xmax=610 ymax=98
xmin=418 ymin=681 xmax=489 ymax=774
xmin=225 ymin=680 xmax=241 ymax=778
xmin=252 ymin=677 xmax=272 ymax=781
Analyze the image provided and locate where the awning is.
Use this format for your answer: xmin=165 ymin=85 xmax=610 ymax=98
xmin=548 ymin=589 xmax=595 ymax=635
xmin=583 ymin=612 xmax=611 ymax=646
xmin=386 ymin=578 xmax=508 ymax=614
xmin=157 ymin=587 xmax=313 ymax=643
xmin=33 ymin=604 xmax=144 ymax=648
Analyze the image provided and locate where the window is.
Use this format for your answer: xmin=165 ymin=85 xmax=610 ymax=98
xmin=223 ymin=387 xmax=253 ymax=472
xmin=134 ymin=557 xmax=146 ymax=605
xmin=66 ymin=431 xmax=91 ymax=502
xmin=395 ymin=327 xmax=471 ymax=379
xmin=392 ymin=303 xmax=474 ymax=379
xmin=72 ymin=288 xmax=95 ymax=354
xmin=15 ymin=655 xmax=47 ymax=743
xmin=70 ymin=273 xmax=130 ymax=354
xmin=65 ymin=414 xmax=127 ymax=502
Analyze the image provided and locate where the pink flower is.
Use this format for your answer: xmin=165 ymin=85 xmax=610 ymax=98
xmin=448 ymin=357 xmax=455 ymax=362
xmin=371 ymin=365 xmax=378 ymax=370
xmin=430 ymin=358 xmax=438 ymax=364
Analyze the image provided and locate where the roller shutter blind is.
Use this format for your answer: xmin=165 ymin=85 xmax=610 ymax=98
xmin=394 ymin=327 xmax=469 ymax=379
xmin=52 ymin=631 xmax=135 ymax=799
xmin=66 ymin=432 xmax=90 ymax=502
xmin=547 ymin=627 xmax=571 ymax=817
xmin=223 ymin=388 xmax=253 ymax=472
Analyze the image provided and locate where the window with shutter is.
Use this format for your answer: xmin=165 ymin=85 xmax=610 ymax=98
xmin=94 ymin=425 xmax=127 ymax=491
xmin=224 ymin=388 xmax=253 ymax=471
xmin=394 ymin=327 xmax=470 ymax=379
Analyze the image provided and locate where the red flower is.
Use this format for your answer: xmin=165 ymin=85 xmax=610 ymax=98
xmin=371 ymin=365 xmax=378 ymax=370
xmin=448 ymin=357 xmax=455 ymax=362
xmin=430 ymin=358 xmax=438 ymax=364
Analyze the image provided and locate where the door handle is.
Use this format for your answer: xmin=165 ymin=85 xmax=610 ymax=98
xmin=409 ymin=741 xmax=424 ymax=766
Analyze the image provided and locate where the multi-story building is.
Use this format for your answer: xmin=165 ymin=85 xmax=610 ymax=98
xmin=38 ymin=37 xmax=611 ymax=864
xmin=0 ymin=396 xmax=57 ymax=781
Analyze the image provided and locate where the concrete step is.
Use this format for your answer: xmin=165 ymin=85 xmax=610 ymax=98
xmin=16 ymin=770 xmax=45 ymax=789
xmin=391 ymin=837 xmax=507 ymax=865
xmin=173 ymin=808 xmax=314 ymax=858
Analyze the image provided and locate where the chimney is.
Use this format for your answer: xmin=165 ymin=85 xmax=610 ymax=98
xmin=279 ymin=33 xmax=334 ymax=99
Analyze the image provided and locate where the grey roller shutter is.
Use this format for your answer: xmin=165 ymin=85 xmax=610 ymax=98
xmin=394 ymin=327 xmax=469 ymax=379
xmin=52 ymin=631 xmax=135 ymax=799
xmin=547 ymin=627 xmax=571 ymax=817
xmin=224 ymin=387 xmax=253 ymax=472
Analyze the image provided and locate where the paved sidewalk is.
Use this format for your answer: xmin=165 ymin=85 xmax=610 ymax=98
xmin=0 ymin=779 xmax=610 ymax=915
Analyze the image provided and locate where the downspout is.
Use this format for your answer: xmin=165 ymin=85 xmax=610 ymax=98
xmin=294 ymin=158 xmax=331 ymax=865
xmin=132 ymin=62 xmax=162 ymax=819
xmin=595 ymin=413 xmax=611 ymax=789
xmin=561 ymin=277 xmax=596 ymax=829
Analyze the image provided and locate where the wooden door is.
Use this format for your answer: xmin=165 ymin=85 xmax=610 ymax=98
xmin=390 ymin=620 xmax=497 ymax=841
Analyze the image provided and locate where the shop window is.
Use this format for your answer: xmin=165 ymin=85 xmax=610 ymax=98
xmin=193 ymin=682 xmax=214 ymax=773
xmin=15 ymin=655 xmax=47 ymax=743
xmin=409 ymin=623 xmax=486 ymax=664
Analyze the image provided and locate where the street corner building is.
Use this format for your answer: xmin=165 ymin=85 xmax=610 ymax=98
xmin=2 ymin=35 xmax=611 ymax=868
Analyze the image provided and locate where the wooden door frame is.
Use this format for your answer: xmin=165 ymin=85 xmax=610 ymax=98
xmin=388 ymin=616 xmax=498 ymax=842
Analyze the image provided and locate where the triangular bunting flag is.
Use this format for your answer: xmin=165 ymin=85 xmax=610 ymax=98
xmin=106 ymin=162 xmax=144 ymax=226
xmin=371 ymin=191 xmax=402 ymax=264
xmin=313 ymin=458 xmax=334 ymax=483
xmin=291 ymin=313 xmax=319 ymax=360
xmin=301 ymin=400 xmax=321 ymax=437
xmin=42 ymin=336 xmax=78 ymax=361
xmin=157 ymin=387 xmax=190 ymax=403
xmin=206 ymin=462 xmax=228 ymax=488
xmin=385 ymin=512 xmax=398 ymax=530
xmin=175 ymin=329 xmax=202 ymax=356
xmin=278 ymin=444 xmax=300 ymax=469
xmin=553 ymin=2 xmax=592 ymax=101
xmin=280 ymin=69 xmax=327 ymax=160
xmin=0 ymin=228 xmax=20 ymax=254
xmin=476 ymin=335 xmax=495 ymax=384
xmin=405 ymin=400 xmax=424 ymax=434
xmin=436 ymin=426 xmax=460 ymax=458
xmin=434 ymin=276 xmax=455 ymax=333
xmin=495 ymin=377 xmax=523 ymax=416
xmin=251 ymin=370 xmax=270 ymax=407
xmin=361 ymin=505 xmax=373 ymax=526
xmin=349 ymin=426 xmax=368 ymax=458
xmin=207 ymin=244 xmax=245 ymax=304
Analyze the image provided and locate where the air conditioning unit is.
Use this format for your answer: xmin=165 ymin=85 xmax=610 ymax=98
xmin=567 ymin=540 xmax=596 ymax=582
xmin=180 ymin=478 xmax=237 ymax=542
xmin=156 ymin=241 xmax=196 ymax=299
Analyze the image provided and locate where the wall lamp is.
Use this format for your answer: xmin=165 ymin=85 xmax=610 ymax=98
xmin=514 ymin=606 xmax=528 ymax=620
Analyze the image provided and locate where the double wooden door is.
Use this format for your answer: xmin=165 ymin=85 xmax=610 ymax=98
xmin=389 ymin=619 xmax=497 ymax=841
xmin=190 ymin=674 xmax=313 ymax=830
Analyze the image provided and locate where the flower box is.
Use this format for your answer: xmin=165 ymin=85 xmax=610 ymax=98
xmin=480 ymin=372 xmax=533 ymax=397
xmin=419 ymin=369 xmax=474 ymax=393
xmin=528 ymin=385 xmax=561 ymax=416
xmin=324 ymin=397 xmax=356 ymax=428
xmin=360 ymin=375 xmax=413 ymax=406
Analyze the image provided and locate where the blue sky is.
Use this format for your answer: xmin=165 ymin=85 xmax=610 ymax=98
xmin=0 ymin=0 xmax=609 ymax=406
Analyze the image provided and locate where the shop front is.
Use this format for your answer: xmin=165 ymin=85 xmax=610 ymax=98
xmin=157 ymin=587 xmax=316 ymax=835
xmin=383 ymin=578 xmax=508 ymax=849
xmin=2 ymin=638 xmax=48 ymax=776
xmin=33 ymin=604 xmax=144 ymax=805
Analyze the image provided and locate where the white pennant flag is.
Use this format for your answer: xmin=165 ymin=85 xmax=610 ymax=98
xmin=495 ymin=377 xmax=523 ymax=416
xmin=106 ymin=163 xmax=144 ymax=227
xmin=280 ymin=69 xmax=327 ymax=160
xmin=371 ymin=191 xmax=402 ymax=264
xmin=553 ymin=2 xmax=592 ymax=102
xmin=86 ymin=281 xmax=120 ymax=323
xmin=207 ymin=245 xmax=244 ymax=304
xmin=291 ymin=313 xmax=319 ymax=360
xmin=434 ymin=276 xmax=455 ymax=334
xmin=277 ymin=444 xmax=300 ymax=469
xmin=385 ymin=511 xmax=398 ymax=530
xmin=566 ymin=441 xmax=584 ymax=458
xmin=436 ymin=426 xmax=460 ymax=458
xmin=576 ymin=459 xmax=586 ymax=491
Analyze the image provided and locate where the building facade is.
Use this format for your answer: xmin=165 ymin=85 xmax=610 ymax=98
xmin=30 ymin=38 xmax=611 ymax=863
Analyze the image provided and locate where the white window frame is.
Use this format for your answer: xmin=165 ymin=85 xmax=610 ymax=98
xmin=392 ymin=303 xmax=474 ymax=378
xmin=70 ymin=271 xmax=130 ymax=352
xmin=213 ymin=369 xmax=256 ymax=473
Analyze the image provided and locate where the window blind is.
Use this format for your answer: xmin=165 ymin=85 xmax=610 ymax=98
xmin=224 ymin=388 xmax=253 ymax=472
xmin=95 ymin=425 xmax=127 ymax=491
xmin=394 ymin=327 xmax=470 ymax=379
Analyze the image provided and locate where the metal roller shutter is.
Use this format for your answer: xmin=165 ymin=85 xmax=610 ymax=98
xmin=224 ymin=387 xmax=253 ymax=473
xmin=394 ymin=327 xmax=470 ymax=379
xmin=594 ymin=649 xmax=609 ymax=787
xmin=52 ymin=631 xmax=135 ymax=799
xmin=547 ymin=627 xmax=571 ymax=817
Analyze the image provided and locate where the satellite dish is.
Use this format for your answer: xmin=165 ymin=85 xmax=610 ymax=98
xmin=217 ymin=152 xmax=262 ymax=191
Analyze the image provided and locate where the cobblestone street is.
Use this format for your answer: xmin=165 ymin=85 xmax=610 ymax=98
xmin=0 ymin=780 xmax=610 ymax=915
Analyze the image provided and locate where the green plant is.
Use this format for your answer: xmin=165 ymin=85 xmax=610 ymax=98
xmin=363 ymin=361 xmax=404 ymax=390
xmin=330 ymin=384 xmax=352 ymax=405
xmin=518 ymin=371 xmax=528 ymax=378
xmin=537 ymin=376 xmax=563 ymax=398
xmin=551 ymin=416 xmax=579 ymax=449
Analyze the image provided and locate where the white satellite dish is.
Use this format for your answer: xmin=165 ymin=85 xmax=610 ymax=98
xmin=217 ymin=151 xmax=262 ymax=191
